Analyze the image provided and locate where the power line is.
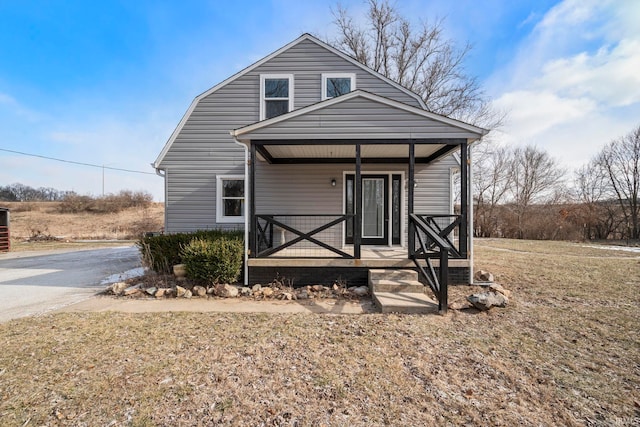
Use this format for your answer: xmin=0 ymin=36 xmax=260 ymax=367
xmin=0 ymin=147 xmax=157 ymax=175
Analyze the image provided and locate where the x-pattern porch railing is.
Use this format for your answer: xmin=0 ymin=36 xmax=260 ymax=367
xmin=412 ymin=214 xmax=463 ymax=259
xmin=408 ymin=214 xmax=464 ymax=314
xmin=255 ymin=214 xmax=354 ymax=258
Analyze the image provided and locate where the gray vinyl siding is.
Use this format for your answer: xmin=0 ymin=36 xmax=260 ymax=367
xmin=165 ymin=168 xmax=244 ymax=233
xmin=241 ymin=97 xmax=479 ymax=140
xmin=415 ymin=155 xmax=457 ymax=215
xmin=258 ymin=39 xmax=422 ymax=109
xmin=158 ymin=37 xmax=425 ymax=232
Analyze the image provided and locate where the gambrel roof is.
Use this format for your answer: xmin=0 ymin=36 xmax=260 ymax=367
xmin=153 ymin=33 xmax=428 ymax=168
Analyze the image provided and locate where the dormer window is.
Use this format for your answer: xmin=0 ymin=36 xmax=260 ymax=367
xmin=322 ymin=73 xmax=356 ymax=100
xmin=260 ymin=74 xmax=294 ymax=120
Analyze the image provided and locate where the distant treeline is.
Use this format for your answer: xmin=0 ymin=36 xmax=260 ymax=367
xmin=1 ymin=183 xmax=153 ymax=214
xmin=0 ymin=183 xmax=72 ymax=201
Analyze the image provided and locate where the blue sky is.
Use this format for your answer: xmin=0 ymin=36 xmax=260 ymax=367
xmin=0 ymin=0 xmax=638 ymax=201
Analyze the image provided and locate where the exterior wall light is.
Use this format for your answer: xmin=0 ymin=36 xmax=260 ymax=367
xmin=331 ymin=178 xmax=337 ymax=187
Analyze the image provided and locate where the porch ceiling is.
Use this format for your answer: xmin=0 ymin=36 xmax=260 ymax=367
xmin=253 ymin=139 xmax=461 ymax=164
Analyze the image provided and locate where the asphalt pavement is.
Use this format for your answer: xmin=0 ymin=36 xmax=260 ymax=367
xmin=0 ymin=245 xmax=141 ymax=322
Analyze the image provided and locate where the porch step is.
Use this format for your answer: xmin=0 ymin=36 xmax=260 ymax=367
xmin=368 ymin=269 xmax=437 ymax=314
xmin=372 ymin=292 xmax=438 ymax=314
xmin=368 ymin=269 xmax=418 ymax=282
xmin=369 ymin=279 xmax=424 ymax=293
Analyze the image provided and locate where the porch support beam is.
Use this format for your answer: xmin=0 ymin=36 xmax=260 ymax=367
xmin=460 ymin=142 xmax=468 ymax=258
xmin=254 ymin=144 xmax=274 ymax=164
xmin=354 ymin=143 xmax=362 ymax=259
xmin=266 ymin=157 xmax=442 ymax=164
xmin=408 ymin=141 xmax=415 ymax=256
xmin=422 ymin=145 xmax=459 ymax=164
xmin=252 ymin=138 xmax=465 ymax=146
xmin=250 ymin=142 xmax=257 ymax=258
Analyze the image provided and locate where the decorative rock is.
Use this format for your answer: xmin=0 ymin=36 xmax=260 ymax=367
xmin=175 ymin=286 xmax=187 ymax=298
xmin=448 ymin=301 xmax=471 ymax=310
xmin=350 ymin=286 xmax=369 ymax=297
xmin=155 ymin=288 xmax=167 ymax=298
xmin=488 ymin=283 xmax=512 ymax=298
xmin=145 ymin=286 xmax=158 ymax=296
xmin=239 ymin=287 xmax=252 ymax=296
xmin=252 ymin=284 xmax=262 ymax=293
xmin=296 ymin=290 xmax=309 ymax=300
xmin=262 ymin=287 xmax=274 ymax=297
xmin=311 ymin=285 xmax=325 ymax=292
xmin=123 ymin=284 xmax=141 ymax=296
xmin=475 ymin=270 xmax=495 ymax=282
xmin=216 ymin=284 xmax=239 ymax=298
xmin=111 ymin=282 xmax=128 ymax=295
xmin=207 ymin=287 xmax=216 ymax=295
xmin=282 ymin=292 xmax=293 ymax=301
xmin=193 ymin=285 xmax=207 ymax=297
xmin=173 ymin=264 xmax=187 ymax=278
xmin=467 ymin=292 xmax=508 ymax=311
xmin=183 ymin=289 xmax=192 ymax=299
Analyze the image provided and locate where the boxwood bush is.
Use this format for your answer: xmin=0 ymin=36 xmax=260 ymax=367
xmin=180 ymin=237 xmax=244 ymax=284
xmin=137 ymin=229 xmax=243 ymax=274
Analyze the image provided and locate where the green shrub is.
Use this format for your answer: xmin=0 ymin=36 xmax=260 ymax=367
xmin=181 ymin=237 xmax=244 ymax=284
xmin=137 ymin=229 xmax=244 ymax=274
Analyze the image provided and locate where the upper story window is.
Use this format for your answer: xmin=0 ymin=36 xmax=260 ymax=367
xmin=260 ymin=74 xmax=294 ymax=120
xmin=322 ymin=73 xmax=356 ymax=100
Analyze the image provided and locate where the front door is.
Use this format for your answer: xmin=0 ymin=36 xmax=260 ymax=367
xmin=345 ymin=174 xmax=389 ymax=245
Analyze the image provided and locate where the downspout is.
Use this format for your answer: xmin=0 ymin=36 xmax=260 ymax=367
xmin=468 ymin=139 xmax=475 ymax=285
xmin=231 ymin=131 xmax=250 ymax=287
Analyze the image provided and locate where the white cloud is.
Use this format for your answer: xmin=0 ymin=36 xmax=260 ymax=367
xmin=493 ymin=90 xmax=596 ymax=141
xmin=538 ymin=39 xmax=640 ymax=107
xmin=487 ymin=0 xmax=640 ymax=174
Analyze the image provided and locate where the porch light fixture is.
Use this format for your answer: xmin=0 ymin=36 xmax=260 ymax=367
xmin=331 ymin=178 xmax=336 ymax=187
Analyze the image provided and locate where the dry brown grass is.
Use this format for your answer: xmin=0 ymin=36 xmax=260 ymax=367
xmin=1 ymin=239 xmax=639 ymax=426
xmin=4 ymin=201 xmax=164 ymax=245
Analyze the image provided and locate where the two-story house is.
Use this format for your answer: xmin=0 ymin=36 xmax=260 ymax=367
xmin=153 ymin=34 xmax=488 ymax=313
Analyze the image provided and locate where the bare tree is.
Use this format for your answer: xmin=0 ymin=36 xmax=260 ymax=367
xmin=473 ymin=144 xmax=512 ymax=237
xmin=328 ymin=0 xmax=500 ymax=127
xmin=508 ymin=146 xmax=565 ymax=238
xmin=573 ymin=163 xmax=621 ymax=239
xmin=595 ymin=125 xmax=640 ymax=239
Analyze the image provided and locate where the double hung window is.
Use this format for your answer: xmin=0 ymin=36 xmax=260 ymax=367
xmin=216 ymin=175 xmax=245 ymax=223
xmin=260 ymin=74 xmax=294 ymax=120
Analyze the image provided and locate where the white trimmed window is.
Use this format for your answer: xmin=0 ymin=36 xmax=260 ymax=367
xmin=321 ymin=73 xmax=356 ymax=100
xmin=216 ymin=175 xmax=245 ymax=223
xmin=260 ymin=74 xmax=294 ymax=120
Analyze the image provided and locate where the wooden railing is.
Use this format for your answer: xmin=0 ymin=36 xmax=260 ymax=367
xmin=0 ymin=226 xmax=9 ymax=252
xmin=408 ymin=214 xmax=463 ymax=314
xmin=254 ymin=214 xmax=354 ymax=258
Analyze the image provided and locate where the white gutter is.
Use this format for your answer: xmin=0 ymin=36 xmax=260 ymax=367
xmin=231 ymin=133 xmax=250 ymax=286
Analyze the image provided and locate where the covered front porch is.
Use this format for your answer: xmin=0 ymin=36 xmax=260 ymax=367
xmin=231 ymin=91 xmax=487 ymax=312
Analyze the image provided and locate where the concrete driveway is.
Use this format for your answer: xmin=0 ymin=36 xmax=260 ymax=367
xmin=0 ymin=245 xmax=141 ymax=322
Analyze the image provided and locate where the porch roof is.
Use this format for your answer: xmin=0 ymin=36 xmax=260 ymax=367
xmin=231 ymin=90 xmax=487 ymax=164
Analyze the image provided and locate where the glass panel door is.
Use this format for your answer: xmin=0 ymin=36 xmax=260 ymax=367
xmin=344 ymin=174 xmax=389 ymax=245
xmin=362 ymin=178 xmax=385 ymax=238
